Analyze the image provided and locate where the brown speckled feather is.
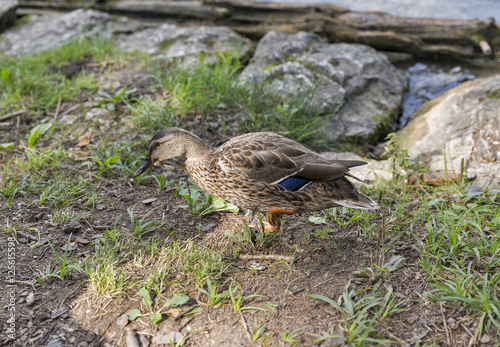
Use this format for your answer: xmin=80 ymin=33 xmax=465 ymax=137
xmin=215 ymin=132 xmax=357 ymax=184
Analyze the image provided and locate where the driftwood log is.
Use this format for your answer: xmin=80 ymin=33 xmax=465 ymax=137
xmin=18 ymin=0 xmax=500 ymax=60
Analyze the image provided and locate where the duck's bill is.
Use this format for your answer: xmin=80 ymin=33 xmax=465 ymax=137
xmin=133 ymin=158 xmax=155 ymax=177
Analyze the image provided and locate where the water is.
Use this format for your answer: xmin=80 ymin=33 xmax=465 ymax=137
xmin=259 ymin=0 xmax=500 ymax=20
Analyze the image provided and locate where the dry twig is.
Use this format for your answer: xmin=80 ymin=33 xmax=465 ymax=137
xmin=239 ymin=254 xmax=294 ymax=262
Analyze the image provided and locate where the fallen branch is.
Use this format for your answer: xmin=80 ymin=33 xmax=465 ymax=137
xmin=239 ymin=254 xmax=294 ymax=262
xmin=239 ymin=311 xmax=252 ymax=342
xmin=174 ymin=305 xmax=199 ymax=321
xmin=0 ymin=109 xmax=28 ymax=122
xmin=15 ymin=230 xmax=38 ymax=241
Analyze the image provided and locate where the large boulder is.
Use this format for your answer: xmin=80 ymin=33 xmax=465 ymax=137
xmin=0 ymin=0 xmax=17 ymax=34
xmin=115 ymin=24 xmax=253 ymax=68
xmin=0 ymin=9 xmax=143 ymax=55
xmin=398 ymin=75 xmax=500 ymax=188
xmin=239 ymin=31 xmax=404 ymax=145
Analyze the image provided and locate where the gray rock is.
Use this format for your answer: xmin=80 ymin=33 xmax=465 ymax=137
xmin=240 ymin=31 xmax=404 ymax=144
xmin=399 ymin=75 xmax=500 ymax=189
xmin=116 ymin=24 xmax=252 ymax=69
xmin=0 ymin=9 xmax=143 ymax=55
xmin=84 ymin=108 xmax=114 ymax=129
xmin=47 ymin=339 xmax=65 ymax=347
xmin=63 ymin=222 xmax=82 ymax=234
xmin=0 ymin=0 xmax=17 ymax=33
xmin=401 ymin=63 xmax=475 ymax=126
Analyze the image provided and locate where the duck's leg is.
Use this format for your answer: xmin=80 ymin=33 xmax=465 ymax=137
xmin=266 ymin=207 xmax=299 ymax=231
xmin=245 ymin=210 xmax=273 ymax=231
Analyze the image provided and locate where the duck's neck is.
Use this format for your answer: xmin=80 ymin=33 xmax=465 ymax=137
xmin=183 ymin=133 xmax=213 ymax=162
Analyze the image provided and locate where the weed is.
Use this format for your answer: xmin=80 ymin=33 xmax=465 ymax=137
xmin=37 ymin=234 xmax=84 ymax=282
xmin=253 ymin=318 xmax=268 ymax=341
xmin=309 ymin=284 xmax=405 ymax=345
xmin=126 ymin=288 xmax=190 ymax=324
xmin=127 ymin=207 xmax=168 ymax=237
xmin=198 ymin=279 xmax=230 ymax=308
xmin=28 ymin=123 xmax=53 ymax=148
xmin=153 ymin=173 xmax=175 ymax=191
xmin=0 ymin=177 xmax=21 ymax=208
xmin=87 ymin=155 xmax=122 ymax=174
xmin=178 ymin=180 xmax=238 ymax=217
xmin=95 ymin=85 xmax=137 ymax=111
xmin=282 ymin=326 xmax=309 ymax=343
xmin=228 ymin=281 xmax=267 ymax=312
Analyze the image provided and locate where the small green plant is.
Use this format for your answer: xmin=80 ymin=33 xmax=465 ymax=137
xmin=127 ymin=207 xmax=168 ymax=237
xmin=153 ymin=173 xmax=175 ymax=191
xmin=309 ymin=284 xmax=405 ymax=345
xmin=86 ymin=155 xmax=122 ymax=174
xmin=28 ymin=123 xmax=52 ymax=148
xmin=198 ymin=279 xmax=230 ymax=307
xmin=37 ymin=234 xmax=84 ymax=282
xmin=0 ymin=177 xmax=21 ymax=208
xmin=178 ymin=180 xmax=238 ymax=217
xmin=228 ymin=281 xmax=267 ymax=312
xmin=282 ymin=326 xmax=309 ymax=343
xmin=126 ymin=288 xmax=190 ymax=324
xmin=383 ymin=133 xmax=425 ymax=180
xmin=95 ymin=85 xmax=136 ymax=111
xmin=224 ymin=220 xmax=270 ymax=250
xmin=252 ymin=318 xmax=268 ymax=341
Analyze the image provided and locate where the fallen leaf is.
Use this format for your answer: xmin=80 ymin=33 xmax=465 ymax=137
xmin=141 ymin=198 xmax=158 ymax=204
xmin=382 ymin=255 xmax=406 ymax=272
xmin=77 ymin=129 xmax=92 ymax=147
xmin=73 ymin=236 xmax=90 ymax=245
xmin=168 ymin=308 xmax=181 ymax=318
xmin=69 ymin=147 xmax=88 ymax=161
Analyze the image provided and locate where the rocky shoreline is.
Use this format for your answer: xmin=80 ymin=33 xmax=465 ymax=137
xmin=1 ymin=3 xmax=499 ymax=188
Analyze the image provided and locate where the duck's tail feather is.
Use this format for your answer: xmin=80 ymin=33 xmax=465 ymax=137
xmin=328 ymin=176 xmax=378 ymax=210
xmin=334 ymin=159 xmax=368 ymax=168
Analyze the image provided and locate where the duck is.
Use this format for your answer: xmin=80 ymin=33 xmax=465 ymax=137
xmin=133 ymin=127 xmax=378 ymax=231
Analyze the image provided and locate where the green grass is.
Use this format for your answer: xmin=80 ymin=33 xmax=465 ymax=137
xmin=130 ymin=53 xmax=331 ymax=150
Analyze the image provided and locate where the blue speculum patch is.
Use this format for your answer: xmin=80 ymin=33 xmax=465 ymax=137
xmin=278 ymin=176 xmax=310 ymax=191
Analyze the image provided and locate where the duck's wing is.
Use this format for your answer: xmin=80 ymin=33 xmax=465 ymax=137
xmin=217 ymin=133 xmax=367 ymax=187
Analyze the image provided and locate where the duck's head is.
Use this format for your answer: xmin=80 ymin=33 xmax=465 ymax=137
xmin=132 ymin=127 xmax=194 ymax=177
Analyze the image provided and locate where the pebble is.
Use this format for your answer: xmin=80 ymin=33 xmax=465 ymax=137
xmin=116 ymin=314 xmax=129 ymax=327
xmin=47 ymin=339 xmax=65 ymax=347
xmin=63 ymin=222 xmax=82 ymax=234
xmin=480 ymin=334 xmax=491 ymax=343
xmin=26 ymin=292 xmax=35 ymax=306
xmin=83 ymin=332 xmax=96 ymax=343
xmin=406 ymin=314 xmax=419 ymax=324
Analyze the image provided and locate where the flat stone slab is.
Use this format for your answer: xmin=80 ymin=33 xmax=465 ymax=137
xmin=116 ymin=23 xmax=253 ymax=68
